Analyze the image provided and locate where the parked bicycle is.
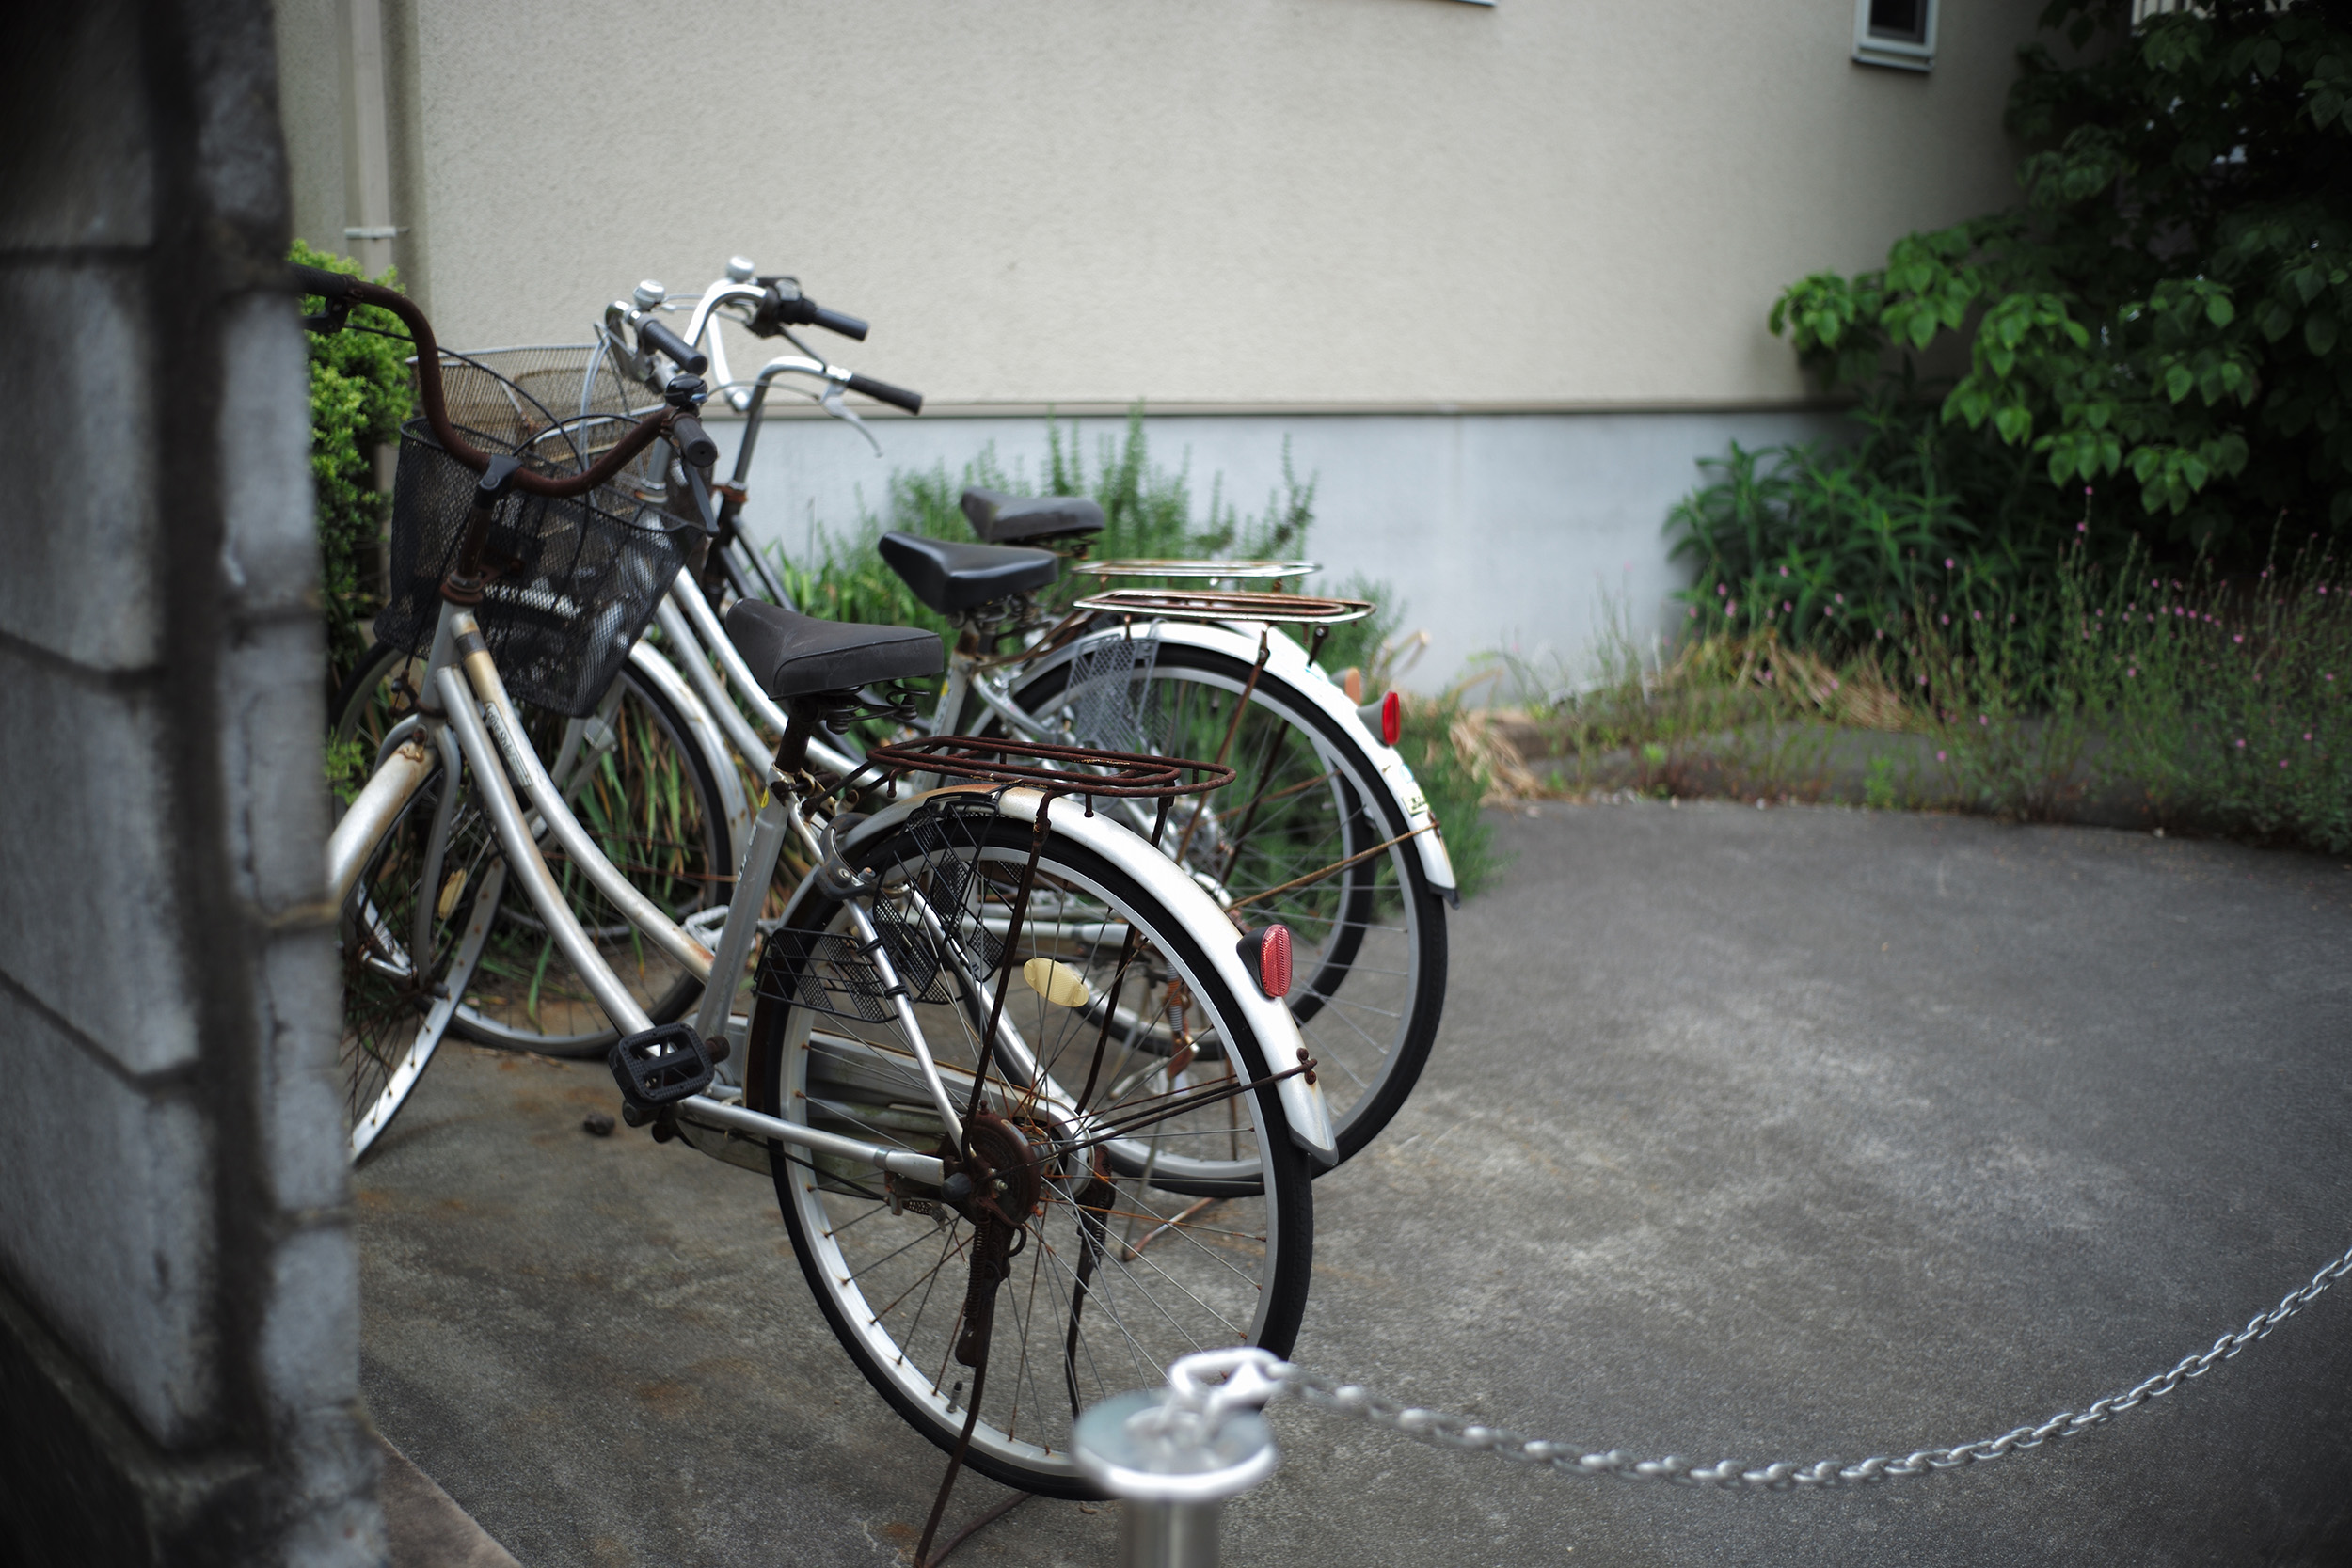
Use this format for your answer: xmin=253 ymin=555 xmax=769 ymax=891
xmin=308 ymin=264 xmax=1329 ymax=1497
xmin=647 ymin=260 xmax=1457 ymax=1170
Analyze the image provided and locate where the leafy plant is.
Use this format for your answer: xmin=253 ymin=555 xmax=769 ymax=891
xmin=295 ymin=241 xmax=413 ymax=686
xmin=1674 ymin=0 xmax=2351 ymax=656
xmin=1772 ymin=0 xmax=2351 ymax=552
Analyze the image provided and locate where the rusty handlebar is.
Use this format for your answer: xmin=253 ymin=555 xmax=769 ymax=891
xmin=290 ymin=262 xmax=698 ymax=497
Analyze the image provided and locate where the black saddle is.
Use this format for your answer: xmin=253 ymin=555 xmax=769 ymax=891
xmin=723 ymin=599 xmax=941 ymax=700
xmin=878 ymin=531 xmax=1058 ymax=617
xmin=960 ymin=486 xmax=1105 ymax=546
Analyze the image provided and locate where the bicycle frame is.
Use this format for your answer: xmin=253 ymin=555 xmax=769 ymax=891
xmin=647 ymin=286 xmax=1458 ymax=897
xmin=326 ymin=598 xmax=1340 ymax=1173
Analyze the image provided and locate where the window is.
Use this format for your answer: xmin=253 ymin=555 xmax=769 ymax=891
xmin=1853 ymin=0 xmax=1937 ymax=71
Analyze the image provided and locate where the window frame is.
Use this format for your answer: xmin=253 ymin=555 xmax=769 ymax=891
xmin=1852 ymin=0 xmax=1938 ymax=71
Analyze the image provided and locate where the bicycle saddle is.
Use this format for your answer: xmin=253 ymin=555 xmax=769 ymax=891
xmin=959 ymin=486 xmax=1105 ymax=546
xmin=877 ymin=531 xmax=1059 ymax=616
xmin=723 ymin=599 xmax=942 ymax=699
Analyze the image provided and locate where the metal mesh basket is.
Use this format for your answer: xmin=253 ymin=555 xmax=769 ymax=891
xmin=421 ymin=344 xmax=651 ymax=448
xmin=373 ymin=408 xmax=692 ymax=718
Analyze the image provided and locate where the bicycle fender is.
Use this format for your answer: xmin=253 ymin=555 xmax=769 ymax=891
xmin=326 ymin=735 xmax=437 ymax=908
xmin=820 ymin=784 xmax=1340 ymax=1168
xmin=1027 ymin=618 xmax=1458 ymax=899
xmin=627 ymin=640 xmax=753 ymax=867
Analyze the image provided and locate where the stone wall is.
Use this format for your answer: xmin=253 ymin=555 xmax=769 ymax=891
xmin=0 ymin=4 xmax=379 ymax=1563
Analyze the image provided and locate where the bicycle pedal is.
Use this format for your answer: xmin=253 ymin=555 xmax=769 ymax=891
xmin=608 ymin=1022 xmax=715 ymax=1117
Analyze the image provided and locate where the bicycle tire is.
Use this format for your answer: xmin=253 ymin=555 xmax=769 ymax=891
xmin=331 ymin=641 xmax=733 ymax=1057
xmin=745 ymin=803 xmax=1314 ymax=1499
xmin=1006 ymin=641 xmax=1448 ymax=1167
xmin=338 ymin=741 xmax=505 ymax=1161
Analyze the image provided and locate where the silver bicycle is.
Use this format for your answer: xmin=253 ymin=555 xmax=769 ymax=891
xmin=310 ymin=265 xmax=1329 ymax=1498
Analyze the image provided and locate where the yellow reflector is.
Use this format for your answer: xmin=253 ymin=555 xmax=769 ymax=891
xmin=1021 ymin=958 xmax=1092 ymax=1009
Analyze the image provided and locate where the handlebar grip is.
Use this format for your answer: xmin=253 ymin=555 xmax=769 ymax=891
xmin=671 ymin=414 xmax=719 ymax=468
xmin=807 ymin=303 xmax=869 ymax=342
xmin=290 ymin=262 xmax=355 ymax=299
xmin=638 ymin=317 xmax=709 ymax=375
xmin=845 ymin=372 xmax=923 ymax=414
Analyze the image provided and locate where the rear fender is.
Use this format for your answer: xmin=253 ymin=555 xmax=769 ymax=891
xmin=1020 ymin=618 xmax=1457 ymax=899
xmin=793 ymin=784 xmax=1338 ymax=1167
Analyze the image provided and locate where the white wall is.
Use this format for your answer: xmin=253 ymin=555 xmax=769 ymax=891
xmin=281 ymin=0 xmax=2045 ymax=408
xmin=719 ymin=405 xmax=1843 ymax=689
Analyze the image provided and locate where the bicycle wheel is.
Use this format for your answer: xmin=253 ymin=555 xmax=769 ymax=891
xmin=1008 ymin=641 xmax=1448 ymax=1166
xmin=332 ymin=641 xmax=732 ymax=1056
xmin=338 ymin=740 xmax=505 ymax=1161
xmin=745 ymin=801 xmax=1314 ymax=1498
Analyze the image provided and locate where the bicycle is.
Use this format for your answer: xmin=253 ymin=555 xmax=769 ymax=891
xmin=642 ymin=259 xmax=1457 ymax=1171
xmin=307 ymin=264 xmax=1330 ymax=1501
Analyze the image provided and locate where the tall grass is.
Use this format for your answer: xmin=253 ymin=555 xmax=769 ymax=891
xmin=1490 ymin=534 xmax=2352 ymax=855
xmin=770 ymin=408 xmax=1500 ymax=895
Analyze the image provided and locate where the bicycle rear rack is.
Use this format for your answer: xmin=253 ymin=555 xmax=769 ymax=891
xmin=862 ymin=736 xmax=1234 ymax=800
xmin=1072 ymin=587 xmax=1375 ymax=626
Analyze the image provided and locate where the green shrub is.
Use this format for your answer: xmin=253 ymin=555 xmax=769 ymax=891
xmin=294 ymin=240 xmax=412 ymax=686
xmin=1674 ymin=0 xmax=2352 ymax=641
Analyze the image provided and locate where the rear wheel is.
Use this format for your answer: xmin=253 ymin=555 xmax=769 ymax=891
xmin=747 ymin=803 xmax=1313 ymax=1497
xmin=332 ymin=641 xmax=732 ymax=1056
xmin=1009 ymin=640 xmax=1448 ymax=1166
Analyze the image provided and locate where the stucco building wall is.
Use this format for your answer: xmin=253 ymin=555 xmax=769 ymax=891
xmin=276 ymin=0 xmax=2046 ymax=679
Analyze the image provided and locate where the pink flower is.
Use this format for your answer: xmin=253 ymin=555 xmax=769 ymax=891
xmin=2235 ymin=738 xmax=2247 ymax=748
xmin=1973 ymin=610 xmax=1982 ymax=621
xmin=1979 ymin=715 xmax=1990 ymax=725
xmin=1940 ymin=613 xmax=1950 ymax=626
xmin=1945 ymin=558 xmax=1956 ymax=570
xmin=1688 ymin=606 xmax=1699 ymax=617
xmin=1779 ymin=565 xmax=1789 ymax=578
xmin=1718 ymin=583 xmax=1728 ymax=595
xmin=2233 ymin=634 xmax=2244 ymax=643
xmin=1936 ymin=750 xmax=1947 ymax=761
xmin=2280 ymin=759 xmax=2290 ymax=768
xmin=1835 ymin=593 xmax=1845 ymax=604
xmin=2126 ymin=668 xmax=2137 ymax=677
xmin=1782 ymin=600 xmax=1793 ymax=613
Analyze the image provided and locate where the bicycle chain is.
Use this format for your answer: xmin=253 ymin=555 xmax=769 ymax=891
xmin=1267 ymin=1241 xmax=2352 ymax=1491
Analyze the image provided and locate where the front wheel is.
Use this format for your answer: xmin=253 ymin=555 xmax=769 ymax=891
xmin=332 ymin=640 xmax=732 ymax=1057
xmin=338 ymin=738 xmax=505 ymax=1161
xmin=746 ymin=802 xmax=1314 ymax=1498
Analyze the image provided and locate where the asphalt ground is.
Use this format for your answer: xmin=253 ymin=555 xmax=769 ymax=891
xmin=357 ymin=801 xmax=2352 ymax=1567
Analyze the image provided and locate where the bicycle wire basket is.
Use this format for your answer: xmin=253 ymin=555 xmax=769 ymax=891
xmin=374 ymin=347 xmax=694 ymax=718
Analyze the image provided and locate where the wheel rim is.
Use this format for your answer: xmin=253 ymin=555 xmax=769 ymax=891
xmin=333 ymin=647 xmax=724 ymax=1054
xmin=764 ymin=824 xmax=1290 ymax=1483
xmin=339 ymin=763 xmax=502 ymax=1160
xmin=1033 ymin=653 xmax=1428 ymax=1148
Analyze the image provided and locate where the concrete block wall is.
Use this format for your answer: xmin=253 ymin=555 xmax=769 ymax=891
xmin=0 ymin=4 xmax=381 ymax=1563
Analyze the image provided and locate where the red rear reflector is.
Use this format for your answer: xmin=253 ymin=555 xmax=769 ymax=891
xmin=1380 ymin=690 xmax=1401 ymax=747
xmin=1238 ymin=925 xmax=1293 ymax=999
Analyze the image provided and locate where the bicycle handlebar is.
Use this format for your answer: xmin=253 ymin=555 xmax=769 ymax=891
xmin=637 ymin=315 xmax=709 ymax=376
xmin=752 ymin=280 xmax=870 ymax=342
xmin=844 ymin=372 xmax=923 ymax=414
xmin=290 ymin=263 xmax=686 ymax=497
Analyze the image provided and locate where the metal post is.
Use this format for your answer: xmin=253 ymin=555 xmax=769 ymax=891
xmin=1074 ymin=1349 xmax=1285 ymax=1568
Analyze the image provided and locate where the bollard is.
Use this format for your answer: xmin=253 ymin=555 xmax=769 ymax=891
xmin=1074 ymin=1348 xmax=1285 ymax=1568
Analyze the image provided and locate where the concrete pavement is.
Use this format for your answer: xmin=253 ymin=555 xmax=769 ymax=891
xmin=358 ymin=801 xmax=2352 ymax=1566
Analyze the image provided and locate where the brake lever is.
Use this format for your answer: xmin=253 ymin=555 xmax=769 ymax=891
xmin=818 ymin=383 xmax=882 ymax=457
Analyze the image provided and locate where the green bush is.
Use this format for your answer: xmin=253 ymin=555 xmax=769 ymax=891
xmin=294 ymin=240 xmax=412 ymax=685
xmin=1673 ymin=0 xmax=2351 ymax=641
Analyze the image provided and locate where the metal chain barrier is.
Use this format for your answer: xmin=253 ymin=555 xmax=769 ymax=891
xmin=1269 ymin=1238 xmax=2352 ymax=1490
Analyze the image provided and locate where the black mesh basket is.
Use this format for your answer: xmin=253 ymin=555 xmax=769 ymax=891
xmin=374 ymin=407 xmax=692 ymax=718
xmin=422 ymin=343 xmax=652 ymax=444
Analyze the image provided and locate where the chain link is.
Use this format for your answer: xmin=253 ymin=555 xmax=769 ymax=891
xmin=1267 ymin=1241 xmax=2352 ymax=1491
